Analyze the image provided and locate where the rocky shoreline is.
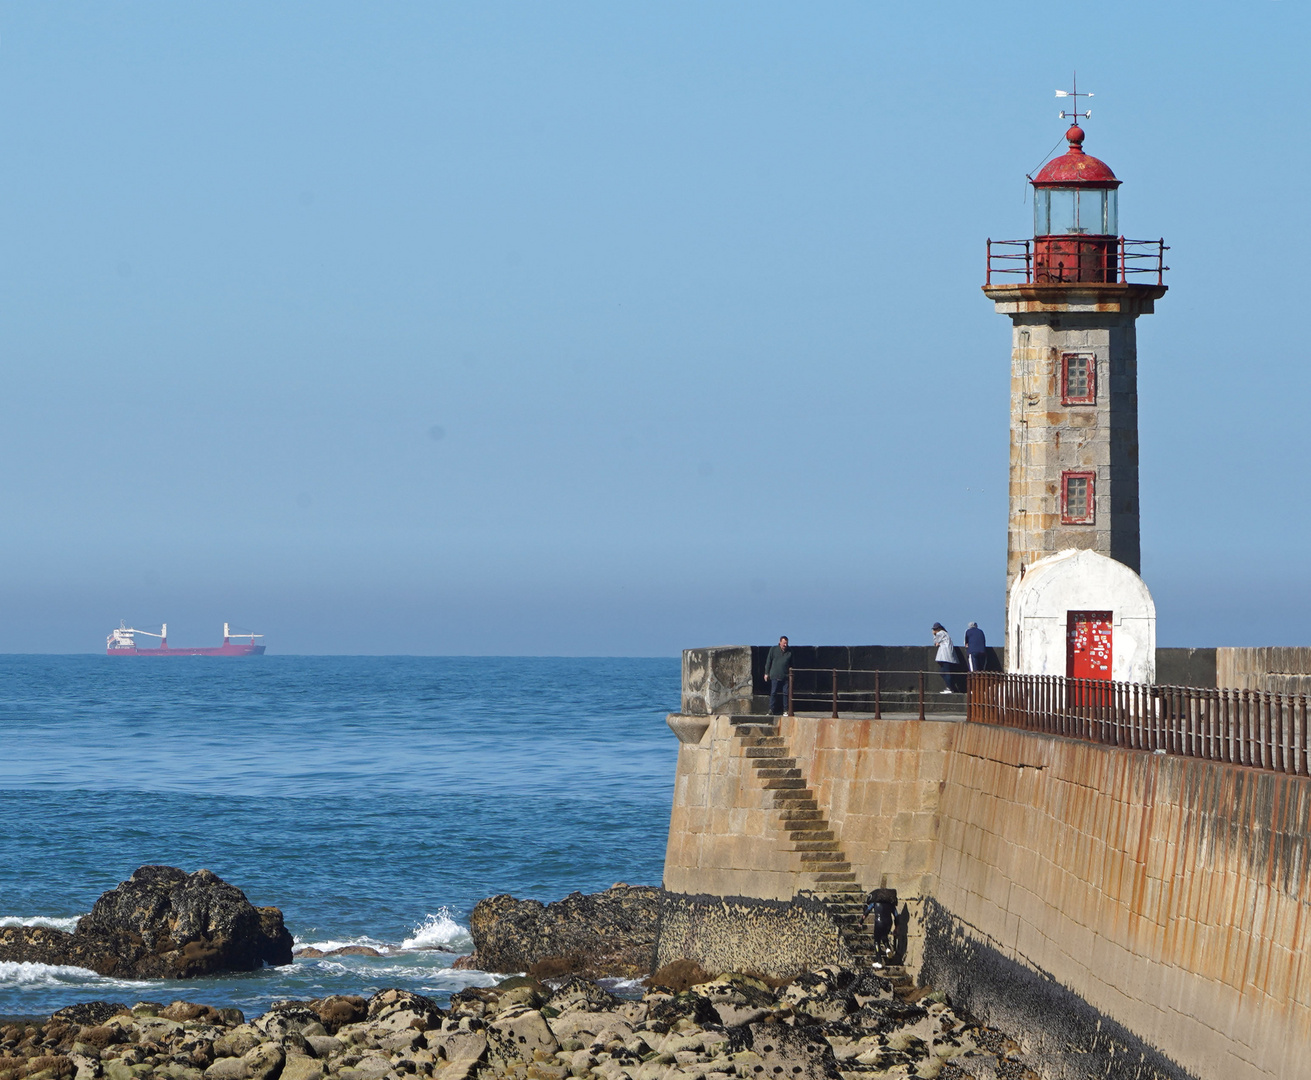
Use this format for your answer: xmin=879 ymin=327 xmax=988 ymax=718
xmin=0 ymin=868 xmax=1039 ymax=1078
xmin=0 ymin=966 xmax=1033 ymax=1080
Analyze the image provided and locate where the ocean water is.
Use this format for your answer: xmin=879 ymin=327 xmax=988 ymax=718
xmin=0 ymin=655 xmax=680 ymax=1019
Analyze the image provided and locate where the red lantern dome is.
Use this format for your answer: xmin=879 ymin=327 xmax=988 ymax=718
xmin=1031 ymin=126 xmax=1121 ymax=189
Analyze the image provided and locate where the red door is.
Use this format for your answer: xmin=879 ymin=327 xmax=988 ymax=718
xmin=1067 ymin=611 xmax=1112 ymax=680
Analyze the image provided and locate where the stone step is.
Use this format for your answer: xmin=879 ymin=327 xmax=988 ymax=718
xmin=800 ymin=853 xmax=850 ymax=866
xmin=813 ymin=871 xmax=857 ymax=883
xmin=819 ymin=883 xmax=863 ymax=893
xmin=763 ymin=778 xmax=807 ymax=790
xmin=752 ymin=757 xmax=797 ymax=770
xmin=744 ymin=747 xmax=788 ymax=758
xmin=787 ymin=828 xmax=834 ymax=841
xmin=755 ymin=768 xmax=801 ymax=780
xmin=778 ymin=808 xmax=823 ymax=821
xmin=792 ymin=840 xmax=839 ymax=852
xmin=772 ymin=795 xmax=818 ymax=809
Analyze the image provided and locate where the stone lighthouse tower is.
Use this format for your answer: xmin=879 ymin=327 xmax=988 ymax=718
xmin=985 ymin=100 xmax=1167 ymax=682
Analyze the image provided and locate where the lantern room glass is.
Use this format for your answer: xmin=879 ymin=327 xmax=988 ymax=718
xmin=1034 ymin=188 xmax=1118 ymax=236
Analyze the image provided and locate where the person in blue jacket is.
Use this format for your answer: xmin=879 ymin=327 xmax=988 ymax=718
xmin=965 ymin=622 xmax=988 ymax=673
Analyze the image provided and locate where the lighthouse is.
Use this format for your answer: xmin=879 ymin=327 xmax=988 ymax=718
xmin=985 ymin=91 xmax=1167 ymax=683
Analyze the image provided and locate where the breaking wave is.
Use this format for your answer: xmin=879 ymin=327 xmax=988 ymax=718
xmin=0 ymin=960 xmax=150 ymax=992
xmin=401 ymin=910 xmax=471 ymax=951
xmin=0 ymin=915 xmax=82 ymax=933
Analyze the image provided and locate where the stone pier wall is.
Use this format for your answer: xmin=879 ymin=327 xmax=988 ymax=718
xmin=1217 ymin=646 xmax=1311 ymax=695
xmin=660 ymin=710 xmax=1311 ymax=1080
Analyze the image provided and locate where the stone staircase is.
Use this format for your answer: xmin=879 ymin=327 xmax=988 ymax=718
xmin=732 ymin=719 xmax=888 ymax=968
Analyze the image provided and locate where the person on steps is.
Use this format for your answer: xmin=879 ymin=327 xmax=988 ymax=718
xmin=764 ymin=636 xmax=793 ymax=715
xmin=932 ymin=623 xmax=956 ymax=693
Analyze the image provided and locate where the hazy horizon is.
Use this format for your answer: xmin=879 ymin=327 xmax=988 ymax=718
xmin=3 ymin=2 xmax=1307 ymax=655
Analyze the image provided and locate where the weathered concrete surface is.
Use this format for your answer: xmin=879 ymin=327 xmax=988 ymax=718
xmin=661 ymin=710 xmax=1311 ymax=1080
xmin=934 ymin=723 xmax=1311 ymax=1080
xmin=654 ymin=892 xmax=851 ymax=979
xmin=1218 ymin=646 xmax=1311 ymax=695
xmin=919 ymin=898 xmax=1196 ymax=1080
xmin=680 ymin=647 xmax=756 ymax=715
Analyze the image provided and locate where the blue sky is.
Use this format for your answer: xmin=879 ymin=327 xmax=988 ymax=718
xmin=1 ymin=2 xmax=1307 ymax=654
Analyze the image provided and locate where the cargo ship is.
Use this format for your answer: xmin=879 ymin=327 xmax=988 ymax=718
xmin=106 ymin=622 xmax=266 ymax=657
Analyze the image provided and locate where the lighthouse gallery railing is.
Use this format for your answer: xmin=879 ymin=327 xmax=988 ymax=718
xmin=985 ymin=237 xmax=1168 ymax=286
xmin=967 ymin=672 xmax=1310 ymax=777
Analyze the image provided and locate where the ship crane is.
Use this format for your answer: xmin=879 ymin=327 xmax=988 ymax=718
xmin=223 ymin=623 xmax=264 ymax=643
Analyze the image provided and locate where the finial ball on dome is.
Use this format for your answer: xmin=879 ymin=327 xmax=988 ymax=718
xmin=1066 ymin=125 xmax=1085 ymax=148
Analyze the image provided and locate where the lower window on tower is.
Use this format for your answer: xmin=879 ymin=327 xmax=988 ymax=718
xmin=1061 ymin=472 xmax=1096 ymax=524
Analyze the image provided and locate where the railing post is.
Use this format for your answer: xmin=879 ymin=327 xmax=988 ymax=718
xmin=918 ymin=671 xmax=925 ymax=722
xmin=874 ymin=670 xmax=881 ymax=720
xmin=986 ymin=238 xmax=991 ymax=286
xmin=1025 ymin=239 xmax=1032 ymax=283
xmin=787 ymin=669 xmax=794 ymax=718
xmin=1300 ymin=695 xmax=1309 ymax=776
xmin=832 ymin=668 xmax=839 ymax=719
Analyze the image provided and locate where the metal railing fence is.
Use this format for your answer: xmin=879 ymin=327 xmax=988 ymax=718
xmin=967 ymin=672 xmax=1310 ymax=777
xmin=985 ymin=237 xmax=1168 ymax=286
xmin=784 ymin=667 xmax=974 ymax=722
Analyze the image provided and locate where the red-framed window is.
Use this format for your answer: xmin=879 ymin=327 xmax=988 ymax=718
xmin=1061 ymin=353 xmax=1096 ymax=405
xmin=1061 ymin=471 xmax=1095 ymax=524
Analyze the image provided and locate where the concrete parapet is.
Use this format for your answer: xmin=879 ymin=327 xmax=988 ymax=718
xmin=1218 ymin=647 xmax=1311 ymax=695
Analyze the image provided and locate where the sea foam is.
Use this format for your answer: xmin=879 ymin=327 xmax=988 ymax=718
xmin=0 ymin=915 xmax=82 ymax=933
xmin=402 ymin=909 xmax=471 ymax=951
xmin=0 ymin=960 xmax=150 ymax=990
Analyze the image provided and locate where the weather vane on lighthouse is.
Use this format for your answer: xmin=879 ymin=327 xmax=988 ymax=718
xmin=1055 ymin=74 xmax=1093 ymax=124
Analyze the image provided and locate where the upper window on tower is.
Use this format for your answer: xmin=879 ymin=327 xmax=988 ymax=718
xmin=1034 ymin=188 xmax=1118 ymax=236
xmin=1061 ymin=353 xmax=1096 ymax=405
xmin=1061 ymin=472 xmax=1096 ymax=525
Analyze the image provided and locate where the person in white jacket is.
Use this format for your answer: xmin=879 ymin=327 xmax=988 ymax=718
xmin=932 ymin=622 xmax=957 ymax=693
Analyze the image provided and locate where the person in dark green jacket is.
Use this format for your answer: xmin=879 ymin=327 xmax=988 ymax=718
xmin=764 ymin=636 xmax=793 ymax=715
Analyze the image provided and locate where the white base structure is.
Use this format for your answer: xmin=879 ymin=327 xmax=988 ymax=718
xmin=1008 ymin=548 xmax=1156 ymax=684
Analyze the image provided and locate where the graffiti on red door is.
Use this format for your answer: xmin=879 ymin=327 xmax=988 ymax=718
xmin=1067 ymin=610 xmax=1113 ymax=681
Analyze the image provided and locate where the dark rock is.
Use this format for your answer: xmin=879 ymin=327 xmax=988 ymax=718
xmin=649 ymin=958 xmax=712 ymax=993
xmin=307 ymin=997 xmax=366 ymax=1035
xmin=48 ymin=1004 xmax=129 ymax=1027
xmin=365 ymin=990 xmax=443 ymax=1034
xmin=468 ymin=885 xmax=661 ymax=978
xmin=159 ymin=1002 xmax=225 ymax=1025
xmin=740 ymin=1020 xmax=842 ymax=1080
xmin=544 ymin=977 xmax=617 ymax=1015
xmin=645 ymin=990 xmax=719 ymax=1029
xmin=0 ymin=867 xmax=293 ymax=980
xmin=692 ymin=973 xmax=776 ymax=1027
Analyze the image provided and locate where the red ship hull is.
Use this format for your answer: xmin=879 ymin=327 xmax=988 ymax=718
xmin=107 ymin=643 xmax=266 ymax=657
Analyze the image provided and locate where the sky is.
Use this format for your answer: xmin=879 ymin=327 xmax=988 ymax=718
xmin=1 ymin=2 xmax=1308 ymax=655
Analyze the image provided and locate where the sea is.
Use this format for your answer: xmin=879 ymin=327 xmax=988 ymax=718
xmin=0 ymin=655 xmax=680 ymax=1020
